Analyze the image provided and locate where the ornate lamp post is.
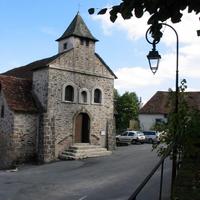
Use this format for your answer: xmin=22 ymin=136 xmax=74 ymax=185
xmin=145 ymin=23 xmax=179 ymax=196
xmin=145 ymin=33 xmax=161 ymax=74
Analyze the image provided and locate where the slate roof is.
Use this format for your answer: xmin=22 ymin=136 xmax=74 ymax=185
xmin=56 ymin=13 xmax=98 ymax=42
xmin=3 ymin=50 xmax=116 ymax=80
xmin=139 ymin=91 xmax=200 ymax=114
xmin=2 ymin=53 xmax=62 ymax=79
xmin=0 ymin=75 xmax=38 ymax=113
xmin=95 ymin=53 xmax=117 ymax=79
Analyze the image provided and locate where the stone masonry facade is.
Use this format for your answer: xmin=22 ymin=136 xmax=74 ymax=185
xmin=0 ymin=13 xmax=116 ymax=168
xmin=35 ymin=41 xmax=115 ymax=162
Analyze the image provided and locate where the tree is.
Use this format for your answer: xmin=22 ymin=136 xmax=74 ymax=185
xmin=154 ymin=80 xmax=200 ymax=158
xmin=89 ymin=0 xmax=200 ymax=41
xmin=114 ymin=90 xmax=140 ymax=133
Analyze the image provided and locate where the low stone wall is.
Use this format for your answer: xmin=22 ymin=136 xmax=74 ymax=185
xmin=0 ymin=96 xmax=15 ymax=169
xmin=0 ymin=132 xmax=14 ymax=169
xmin=11 ymin=113 xmax=38 ymax=164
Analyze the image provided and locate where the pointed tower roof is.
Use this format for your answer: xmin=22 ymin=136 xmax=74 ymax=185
xmin=56 ymin=13 xmax=98 ymax=42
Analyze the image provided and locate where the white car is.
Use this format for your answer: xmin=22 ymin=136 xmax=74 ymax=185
xmin=116 ymin=131 xmax=145 ymax=144
xmin=142 ymin=131 xmax=161 ymax=143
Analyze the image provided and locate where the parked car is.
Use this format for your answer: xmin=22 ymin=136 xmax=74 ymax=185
xmin=116 ymin=131 xmax=145 ymax=144
xmin=142 ymin=131 xmax=161 ymax=143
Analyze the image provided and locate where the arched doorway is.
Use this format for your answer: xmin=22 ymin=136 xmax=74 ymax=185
xmin=75 ymin=113 xmax=90 ymax=143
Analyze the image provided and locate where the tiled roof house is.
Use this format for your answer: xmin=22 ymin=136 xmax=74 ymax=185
xmin=139 ymin=91 xmax=200 ymax=130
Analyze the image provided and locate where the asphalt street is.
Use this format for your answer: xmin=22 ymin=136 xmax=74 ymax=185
xmin=0 ymin=144 xmax=172 ymax=200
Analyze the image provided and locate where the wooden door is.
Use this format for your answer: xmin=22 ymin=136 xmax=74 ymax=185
xmin=75 ymin=113 xmax=90 ymax=143
xmin=82 ymin=114 xmax=90 ymax=143
xmin=75 ymin=114 xmax=82 ymax=143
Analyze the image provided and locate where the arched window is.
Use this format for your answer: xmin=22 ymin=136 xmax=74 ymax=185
xmin=79 ymin=88 xmax=90 ymax=104
xmin=65 ymin=85 xmax=74 ymax=102
xmin=94 ymin=89 xmax=101 ymax=103
xmin=81 ymin=91 xmax=87 ymax=103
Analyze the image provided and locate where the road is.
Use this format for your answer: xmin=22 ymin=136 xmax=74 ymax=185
xmin=0 ymin=144 xmax=172 ymax=200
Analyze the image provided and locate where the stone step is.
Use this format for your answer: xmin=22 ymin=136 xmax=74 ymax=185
xmin=69 ymin=145 xmax=102 ymax=150
xmin=62 ymin=150 xmax=111 ymax=157
xmin=59 ymin=144 xmax=112 ymax=160
xmin=59 ymin=150 xmax=112 ymax=160
xmin=66 ymin=148 xmax=108 ymax=154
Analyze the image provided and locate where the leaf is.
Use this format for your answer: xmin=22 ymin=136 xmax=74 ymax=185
xmin=171 ymin=11 xmax=182 ymax=23
xmin=97 ymin=8 xmax=107 ymax=15
xmin=110 ymin=14 xmax=118 ymax=23
xmin=135 ymin=7 xmax=143 ymax=18
xmin=88 ymin=8 xmax=95 ymax=15
xmin=109 ymin=6 xmax=120 ymax=22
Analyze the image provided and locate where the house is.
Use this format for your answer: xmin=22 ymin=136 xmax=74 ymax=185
xmin=139 ymin=91 xmax=200 ymax=131
xmin=0 ymin=13 xmax=117 ymax=169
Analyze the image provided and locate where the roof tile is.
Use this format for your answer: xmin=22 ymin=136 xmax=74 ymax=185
xmin=0 ymin=75 xmax=38 ymax=113
xmin=139 ymin=91 xmax=200 ymax=114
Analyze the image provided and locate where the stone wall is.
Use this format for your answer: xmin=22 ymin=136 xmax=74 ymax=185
xmin=12 ymin=113 xmax=38 ymax=163
xmin=32 ymin=68 xmax=49 ymax=111
xmin=51 ymin=39 xmax=111 ymax=79
xmin=0 ymin=89 xmax=38 ymax=169
xmin=46 ymin=66 xmax=114 ymax=158
xmin=37 ymin=113 xmax=56 ymax=162
xmin=33 ymin=37 xmax=115 ymax=162
xmin=0 ymin=93 xmax=14 ymax=169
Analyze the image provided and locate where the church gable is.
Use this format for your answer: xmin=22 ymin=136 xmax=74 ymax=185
xmin=49 ymin=49 xmax=116 ymax=79
xmin=94 ymin=53 xmax=117 ymax=79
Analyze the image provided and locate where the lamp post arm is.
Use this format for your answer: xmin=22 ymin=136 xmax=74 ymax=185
xmin=145 ymin=22 xmax=179 ymax=197
xmin=160 ymin=23 xmax=179 ymax=198
xmin=161 ymin=23 xmax=179 ymax=113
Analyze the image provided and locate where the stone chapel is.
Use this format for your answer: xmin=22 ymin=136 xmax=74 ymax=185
xmin=0 ymin=13 xmax=117 ymax=168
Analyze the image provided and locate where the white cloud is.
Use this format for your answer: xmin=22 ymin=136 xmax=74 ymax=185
xmin=114 ymin=48 xmax=200 ymax=102
xmin=92 ymin=10 xmax=200 ymax=103
xmin=92 ymin=11 xmax=150 ymax=40
xmin=161 ymin=11 xmax=200 ymax=46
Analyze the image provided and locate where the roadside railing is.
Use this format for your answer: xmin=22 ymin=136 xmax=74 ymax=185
xmin=128 ymin=146 xmax=173 ymax=200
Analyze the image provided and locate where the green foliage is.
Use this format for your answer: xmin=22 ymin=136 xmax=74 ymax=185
xmin=89 ymin=0 xmax=200 ymax=41
xmin=154 ymin=80 xmax=200 ymax=158
xmin=114 ymin=89 xmax=140 ymax=133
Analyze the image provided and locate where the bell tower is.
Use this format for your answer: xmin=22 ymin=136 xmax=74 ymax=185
xmin=56 ymin=13 xmax=98 ymax=53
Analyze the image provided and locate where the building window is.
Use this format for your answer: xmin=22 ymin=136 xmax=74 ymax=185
xmin=94 ymin=89 xmax=102 ymax=103
xmin=80 ymin=38 xmax=84 ymax=45
xmin=79 ymin=88 xmax=90 ymax=104
xmin=65 ymin=85 xmax=74 ymax=102
xmin=86 ymin=40 xmax=89 ymax=47
xmin=81 ymin=91 xmax=87 ymax=103
xmin=1 ymin=105 xmax=4 ymax=118
xmin=63 ymin=42 xmax=67 ymax=50
xmin=155 ymin=118 xmax=165 ymax=125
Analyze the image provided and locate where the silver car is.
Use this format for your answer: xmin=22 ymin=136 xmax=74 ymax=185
xmin=116 ymin=131 xmax=145 ymax=144
xmin=142 ymin=131 xmax=160 ymax=143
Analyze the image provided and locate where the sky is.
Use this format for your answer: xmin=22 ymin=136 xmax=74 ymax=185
xmin=0 ymin=0 xmax=200 ymax=104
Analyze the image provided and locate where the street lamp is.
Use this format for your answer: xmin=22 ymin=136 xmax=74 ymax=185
xmin=146 ymin=39 xmax=161 ymax=74
xmin=145 ymin=23 xmax=179 ymax=196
